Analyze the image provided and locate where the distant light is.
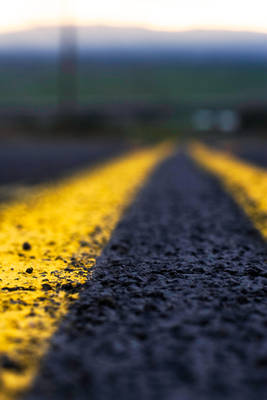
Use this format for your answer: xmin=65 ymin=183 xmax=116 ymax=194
xmin=192 ymin=109 xmax=214 ymax=131
xmin=217 ymin=110 xmax=240 ymax=132
xmin=192 ymin=109 xmax=240 ymax=133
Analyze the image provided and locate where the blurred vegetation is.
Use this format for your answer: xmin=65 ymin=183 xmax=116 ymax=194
xmin=79 ymin=62 xmax=267 ymax=105
xmin=0 ymin=59 xmax=266 ymax=106
xmin=0 ymin=58 xmax=266 ymax=141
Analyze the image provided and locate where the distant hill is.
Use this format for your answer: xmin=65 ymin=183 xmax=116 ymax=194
xmin=0 ymin=25 xmax=266 ymax=61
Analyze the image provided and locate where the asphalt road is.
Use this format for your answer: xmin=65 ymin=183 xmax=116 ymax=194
xmin=20 ymin=143 xmax=267 ymax=400
xmin=213 ymin=138 xmax=267 ymax=168
xmin=0 ymin=139 xmax=267 ymax=400
xmin=0 ymin=139 xmax=128 ymax=186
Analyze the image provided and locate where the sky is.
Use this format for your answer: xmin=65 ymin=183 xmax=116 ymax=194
xmin=1 ymin=0 xmax=267 ymax=34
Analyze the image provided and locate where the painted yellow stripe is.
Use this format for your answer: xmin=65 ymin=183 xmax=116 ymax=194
xmin=0 ymin=143 xmax=173 ymax=400
xmin=190 ymin=142 xmax=267 ymax=239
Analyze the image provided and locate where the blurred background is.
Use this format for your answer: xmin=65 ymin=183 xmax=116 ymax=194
xmin=0 ymin=0 xmax=266 ymax=185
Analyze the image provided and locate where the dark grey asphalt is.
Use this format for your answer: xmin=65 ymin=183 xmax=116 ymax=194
xmin=26 ymin=151 xmax=267 ymax=400
xmin=234 ymin=144 xmax=267 ymax=168
xmin=0 ymin=139 xmax=128 ymax=186
xmin=213 ymin=139 xmax=267 ymax=169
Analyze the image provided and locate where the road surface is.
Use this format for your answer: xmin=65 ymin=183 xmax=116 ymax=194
xmin=0 ymin=139 xmax=267 ymax=400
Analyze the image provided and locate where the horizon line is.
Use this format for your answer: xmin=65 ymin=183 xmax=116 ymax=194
xmin=0 ymin=22 xmax=267 ymax=36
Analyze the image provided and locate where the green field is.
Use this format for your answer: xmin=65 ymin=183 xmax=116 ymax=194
xmin=0 ymin=60 xmax=266 ymax=107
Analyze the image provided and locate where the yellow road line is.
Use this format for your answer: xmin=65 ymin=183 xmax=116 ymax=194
xmin=0 ymin=143 xmax=173 ymax=400
xmin=190 ymin=142 xmax=267 ymax=239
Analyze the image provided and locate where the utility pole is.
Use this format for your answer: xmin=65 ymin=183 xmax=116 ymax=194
xmin=58 ymin=0 xmax=77 ymax=119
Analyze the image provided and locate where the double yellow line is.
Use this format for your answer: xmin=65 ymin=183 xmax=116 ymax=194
xmin=0 ymin=143 xmax=173 ymax=400
xmin=1 ymin=140 xmax=267 ymax=400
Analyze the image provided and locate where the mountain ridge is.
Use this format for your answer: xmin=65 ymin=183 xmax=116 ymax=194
xmin=0 ymin=25 xmax=266 ymax=60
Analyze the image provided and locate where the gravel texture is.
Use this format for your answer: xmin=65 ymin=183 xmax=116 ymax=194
xmin=26 ymin=152 xmax=267 ymax=400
